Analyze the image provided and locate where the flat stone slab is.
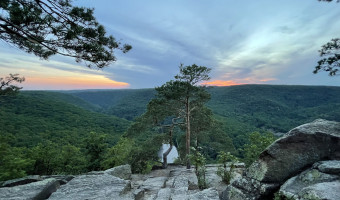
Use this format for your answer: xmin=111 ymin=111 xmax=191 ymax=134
xmin=48 ymin=174 xmax=131 ymax=200
xmin=0 ymin=178 xmax=59 ymax=200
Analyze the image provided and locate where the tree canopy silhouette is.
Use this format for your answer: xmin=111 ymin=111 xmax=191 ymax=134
xmin=314 ymin=0 xmax=339 ymax=75
xmin=0 ymin=0 xmax=131 ymax=68
xmin=0 ymin=74 xmax=25 ymax=96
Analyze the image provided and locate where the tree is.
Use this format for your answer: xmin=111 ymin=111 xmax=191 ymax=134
xmin=314 ymin=0 xmax=339 ymax=75
xmin=216 ymin=151 xmax=238 ymax=184
xmin=0 ymin=74 xmax=25 ymax=96
xmin=156 ymin=64 xmax=211 ymax=169
xmin=84 ymin=132 xmax=107 ymax=171
xmin=242 ymin=132 xmax=276 ymax=166
xmin=314 ymin=38 xmax=340 ymax=76
xmin=189 ymin=147 xmax=207 ymax=189
xmin=0 ymin=0 xmax=131 ymax=68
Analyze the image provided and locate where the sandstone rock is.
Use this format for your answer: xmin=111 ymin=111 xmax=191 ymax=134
xmin=155 ymin=188 xmax=171 ymax=200
xmin=1 ymin=175 xmax=42 ymax=188
xmin=314 ymin=160 xmax=340 ymax=174
xmin=104 ymin=164 xmax=132 ymax=180
xmin=133 ymin=188 xmax=144 ymax=200
xmin=141 ymin=176 xmax=167 ymax=191
xmin=140 ymin=176 xmax=168 ymax=200
xmin=48 ymin=174 xmax=131 ymax=200
xmin=279 ymin=160 xmax=340 ymax=200
xmin=0 ymin=178 xmax=59 ymax=200
xmin=41 ymin=175 xmax=74 ymax=185
xmin=222 ymin=119 xmax=340 ymax=200
xmin=247 ymin=119 xmax=340 ymax=184
xmin=188 ymin=188 xmax=220 ymax=200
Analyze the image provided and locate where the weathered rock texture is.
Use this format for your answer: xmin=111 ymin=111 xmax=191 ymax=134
xmin=0 ymin=164 xmax=237 ymax=200
xmin=0 ymin=175 xmax=42 ymax=188
xmin=0 ymin=178 xmax=60 ymax=200
xmin=104 ymin=164 xmax=132 ymax=180
xmin=222 ymin=119 xmax=340 ymax=200
xmin=279 ymin=160 xmax=340 ymax=200
xmin=48 ymin=174 xmax=132 ymax=200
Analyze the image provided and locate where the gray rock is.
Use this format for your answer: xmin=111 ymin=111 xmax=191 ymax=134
xmin=133 ymin=188 xmax=144 ymax=200
xmin=141 ymin=176 xmax=167 ymax=191
xmin=222 ymin=119 xmax=340 ymax=200
xmin=41 ymin=175 xmax=74 ymax=185
xmin=48 ymin=174 xmax=131 ymax=200
xmin=0 ymin=178 xmax=59 ymax=200
xmin=247 ymin=119 xmax=340 ymax=184
xmin=1 ymin=175 xmax=42 ymax=188
xmin=279 ymin=160 xmax=340 ymax=200
xmin=188 ymin=188 xmax=220 ymax=200
xmin=314 ymin=160 xmax=340 ymax=174
xmin=299 ymin=181 xmax=340 ymax=200
xmin=104 ymin=164 xmax=132 ymax=180
xmin=155 ymin=188 xmax=171 ymax=200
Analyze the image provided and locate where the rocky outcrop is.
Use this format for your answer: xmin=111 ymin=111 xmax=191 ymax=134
xmin=0 ymin=164 xmax=236 ymax=200
xmin=0 ymin=178 xmax=60 ymax=200
xmin=0 ymin=175 xmax=42 ymax=188
xmin=104 ymin=164 xmax=132 ymax=180
xmin=222 ymin=119 xmax=340 ymax=200
xmin=48 ymin=174 xmax=132 ymax=200
xmin=278 ymin=160 xmax=340 ymax=200
xmin=5 ymin=119 xmax=338 ymax=200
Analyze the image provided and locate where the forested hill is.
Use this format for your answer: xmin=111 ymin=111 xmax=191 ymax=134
xmin=69 ymin=89 xmax=156 ymax=120
xmin=207 ymin=85 xmax=340 ymax=133
xmin=1 ymin=85 xmax=339 ymax=147
xmin=66 ymin=85 xmax=340 ymax=133
xmin=0 ymin=91 xmax=130 ymax=147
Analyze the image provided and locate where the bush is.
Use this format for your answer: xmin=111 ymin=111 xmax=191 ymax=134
xmin=216 ymin=151 xmax=238 ymax=184
xmin=189 ymin=147 xmax=207 ymax=189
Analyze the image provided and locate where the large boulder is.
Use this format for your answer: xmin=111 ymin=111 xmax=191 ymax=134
xmin=279 ymin=160 xmax=340 ymax=200
xmin=222 ymin=119 xmax=340 ymax=200
xmin=0 ymin=178 xmax=60 ymax=200
xmin=1 ymin=175 xmax=42 ymax=188
xmin=247 ymin=119 xmax=340 ymax=183
xmin=48 ymin=174 xmax=132 ymax=200
xmin=104 ymin=164 xmax=132 ymax=180
xmin=188 ymin=188 xmax=220 ymax=200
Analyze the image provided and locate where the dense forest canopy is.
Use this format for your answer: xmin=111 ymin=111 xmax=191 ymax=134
xmin=1 ymin=84 xmax=339 ymax=179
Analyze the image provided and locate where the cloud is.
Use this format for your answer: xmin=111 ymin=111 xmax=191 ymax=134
xmin=23 ymin=75 xmax=129 ymax=90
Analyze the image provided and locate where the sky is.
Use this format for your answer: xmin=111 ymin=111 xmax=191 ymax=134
xmin=0 ymin=0 xmax=340 ymax=90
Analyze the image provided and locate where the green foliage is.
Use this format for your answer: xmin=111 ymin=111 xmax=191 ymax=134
xmin=314 ymin=38 xmax=340 ymax=76
xmin=0 ymin=136 xmax=33 ymax=181
xmin=84 ymin=132 xmax=107 ymax=171
xmin=56 ymin=144 xmax=87 ymax=174
xmin=273 ymin=192 xmax=295 ymax=200
xmin=1 ymin=85 xmax=340 ymax=181
xmin=189 ymin=147 xmax=207 ymax=189
xmin=30 ymin=141 xmax=61 ymax=175
xmin=242 ymin=132 xmax=276 ymax=166
xmin=128 ymin=137 xmax=162 ymax=174
xmin=216 ymin=151 xmax=238 ymax=184
xmin=156 ymin=64 xmax=211 ymax=169
xmin=0 ymin=0 xmax=131 ymax=68
xmin=102 ymin=137 xmax=134 ymax=169
xmin=0 ymin=74 xmax=25 ymax=96
xmin=0 ymin=91 xmax=130 ymax=148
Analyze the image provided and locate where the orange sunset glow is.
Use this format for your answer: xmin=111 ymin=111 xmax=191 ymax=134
xmin=202 ymin=80 xmax=244 ymax=87
xmin=23 ymin=76 xmax=129 ymax=90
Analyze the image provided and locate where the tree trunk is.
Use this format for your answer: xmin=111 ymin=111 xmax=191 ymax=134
xmin=162 ymin=124 xmax=174 ymax=169
xmin=162 ymin=144 xmax=172 ymax=169
xmin=186 ymin=97 xmax=191 ymax=169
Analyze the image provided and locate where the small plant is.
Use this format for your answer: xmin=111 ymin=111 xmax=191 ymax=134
xmin=216 ymin=151 xmax=238 ymax=184
xmin=189 ymin=147 xmax=207 ymax=189
xmin=273 ymin=192 xmax=296 ymax=200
